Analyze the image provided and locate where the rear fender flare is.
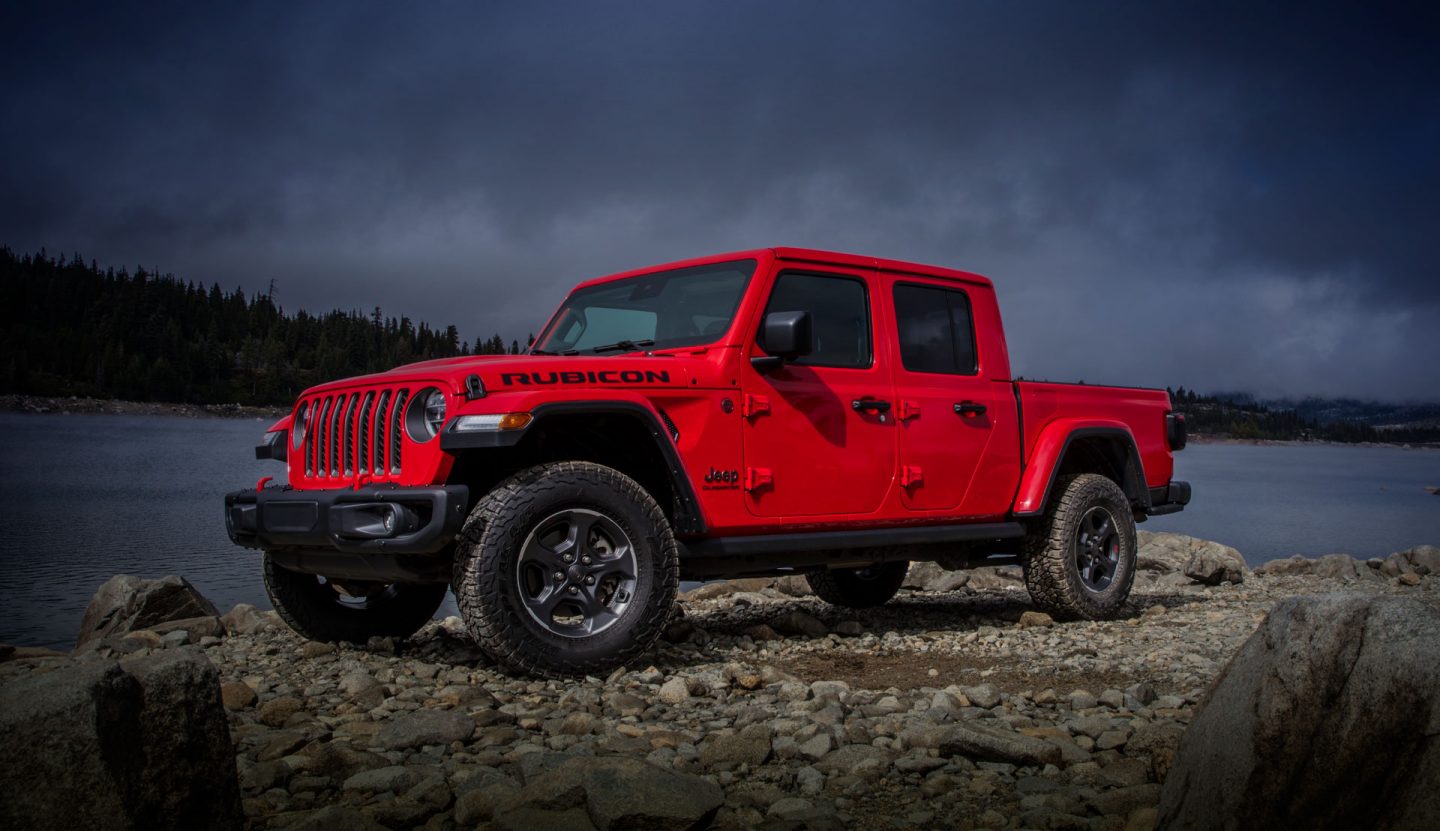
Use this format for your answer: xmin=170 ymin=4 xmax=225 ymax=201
xmin=1013 ymin=420 xmax=1148 ymax=517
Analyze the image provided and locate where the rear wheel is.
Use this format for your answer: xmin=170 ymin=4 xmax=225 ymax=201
xmin=452 ymin=461 xmax=679 ymax=677
xmin=806 ymin=560 xmax=909 ymax=608
xmin=262 ymin=554 xmax=448 ymax=643
xmin=1022 ymin=473 xmax=1137 ymax=619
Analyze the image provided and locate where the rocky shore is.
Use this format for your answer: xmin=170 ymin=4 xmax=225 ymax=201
xmin=0 ymin=393 xmax=287 ymax=420
xmin=3 ymin=534 xmax=1438 ymax=830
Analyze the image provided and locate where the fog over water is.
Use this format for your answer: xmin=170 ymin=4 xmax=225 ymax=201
xmin=0 ymin=413 xmax=1434 ymax=649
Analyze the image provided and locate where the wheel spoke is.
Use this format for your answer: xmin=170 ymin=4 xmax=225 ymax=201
xmin=522 ymin=584 xmax=567 ymax=621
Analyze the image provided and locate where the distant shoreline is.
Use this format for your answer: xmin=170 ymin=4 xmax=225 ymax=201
xmin=0 ymin=394 xmax=287 ymax=420
xmin=1187 ymin=433 xmax=1440 ymax=450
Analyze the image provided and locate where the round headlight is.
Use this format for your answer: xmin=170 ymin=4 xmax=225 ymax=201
xmin=405 ymin=387 xmax=447 ymax=442
xmin=424 ymin=390 xmax=446 ymax=434
xmin=292 ymin=402 xmax=309 ymax=449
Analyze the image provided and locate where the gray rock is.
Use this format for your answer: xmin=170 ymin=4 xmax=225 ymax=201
xmin=937 ymin=721 xmax=1063 ymax=766
xmin=814 ymin=744 xmax=894 ymax=775
xmin=699 ymin=724 xmax=772 ymax=769
xmin=76 ymin=574 xmax=221 ymax=649
xmin=342 ymin=765 xmax=417 ymax=793
xmin=963 ymin=683 xmax=1001 ymax=709
xmin=1255 ymin=555 xmax=1314 ymax=576
xmin=493 ymin=756 xmax=723 ymax=830
xmin=772 ymin=610 xmax=828 ymax=638
xmin=372 ymin=709 xmax=476 ymax=750
xmin=1137 ymin=532 xmax=1247 ymax=584
xmin=1158 ymin=593 xmax=1440 ymax=830
xmin=0 ymin=648 xmax=242 ymax=830
xmin=658 ymin=677 xmax=690 ymax=705
xmin=219 ymin=603 xmax=272 ymax=635
xmin=1312 ymin=554 xmax=1378 ymax=581
xmin=903 ymin=561 xmax=970 ymax=592
xmin=285 ymin=805 xmax=390 ymax=831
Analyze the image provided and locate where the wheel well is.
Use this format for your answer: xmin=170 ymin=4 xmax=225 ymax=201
xmin=1052 ymin=435 xmax=1147 ymax=511
xmin=446 ymin=412 xmax=695 ymax=531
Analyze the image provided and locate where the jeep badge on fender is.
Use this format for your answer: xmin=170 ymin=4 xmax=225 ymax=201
xmin=226 ymin=247 xmax=1190 ymax=677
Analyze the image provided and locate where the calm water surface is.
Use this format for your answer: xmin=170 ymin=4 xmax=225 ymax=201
xmin=0 ymin=413 xmax=1435 ymax=648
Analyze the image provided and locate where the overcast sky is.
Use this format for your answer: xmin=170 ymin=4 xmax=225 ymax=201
xmin=3 ymin=1 xmax=1437 ymax=401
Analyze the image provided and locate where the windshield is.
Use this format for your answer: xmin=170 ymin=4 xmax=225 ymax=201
xmin=534 ymin=259 xmax=757 ymax=354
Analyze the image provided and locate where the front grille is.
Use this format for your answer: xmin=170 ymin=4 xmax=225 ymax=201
xmin=301 ymin=385 xmax=411 ymax=481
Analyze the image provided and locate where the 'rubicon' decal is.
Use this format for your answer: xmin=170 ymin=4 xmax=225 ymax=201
xmin=501 ymin=370 xmax=671 ymax=386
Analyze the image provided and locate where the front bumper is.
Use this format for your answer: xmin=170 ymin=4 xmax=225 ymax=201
xmin=225 ymin=484 xmax=469 ymax=554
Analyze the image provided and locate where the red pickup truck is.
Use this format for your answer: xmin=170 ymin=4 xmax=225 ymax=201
xmin=228 ymin=248 xmax=1189 ymax=676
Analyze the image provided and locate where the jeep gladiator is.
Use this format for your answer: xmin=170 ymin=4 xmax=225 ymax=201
xmin=227 ymin=248 xmax=1190 ymax=676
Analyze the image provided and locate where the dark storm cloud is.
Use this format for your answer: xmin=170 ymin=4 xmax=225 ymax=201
xmin=3 ymin=1 xmax=1437 ymax=399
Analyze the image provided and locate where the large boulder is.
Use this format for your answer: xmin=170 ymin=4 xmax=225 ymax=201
xmin=1157 ymin=593 xmax=1440 ymax=830
xmin=1138 ymin=532 xmax=1248 ymax=584
xmin=492 ymin=756 xmax=723 ymax=830
xmin=0 ymin=648 xmax=242 ymax=830
xmin=1254 ymin=555 xmax=1314 ymax=576
xmin=76 ymin=575 xmax=221 ymax=649
xmin=1379 ymin=545 xmax=1440 ymax=578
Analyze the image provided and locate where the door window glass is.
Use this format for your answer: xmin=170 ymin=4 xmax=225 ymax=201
xmin=762 ymin=272 xmax=872 ymax=368
xmin=893 ymin=283 xmax=977 ymax=375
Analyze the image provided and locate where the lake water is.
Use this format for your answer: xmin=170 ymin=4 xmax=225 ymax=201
xmin=0 ymin=413 xmax=1435 ymax=649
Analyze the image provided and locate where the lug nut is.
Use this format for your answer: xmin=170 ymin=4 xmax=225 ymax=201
xmin=553 ymin=571 xmax=564 ymax=582
xmin=584 ymin=575 xmax=595 ymax=585
xmin=567 ymin=585 xmax=579 ymax=594
xmin=562 ymin=554 xmax=574 ymax=563
xmin=581 ymin=555 xmax=592 ymax=565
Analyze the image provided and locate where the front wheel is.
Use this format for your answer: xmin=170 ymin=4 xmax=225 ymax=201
xmin=452 ymin=462 xmax=679 ymax=677
xmin=806 ymin=560 xmax=909 ymax=608
xmin=262 ymin=554 xmax=449 ymax=643
xmin=1022 ymin=473 xmax=1137 ymax=619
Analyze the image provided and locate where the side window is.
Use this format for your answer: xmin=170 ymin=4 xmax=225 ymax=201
xmin=762 ymin=272 xmax=872 ymax=368
xmin=893 ymin=283 xmax=977 ymax=375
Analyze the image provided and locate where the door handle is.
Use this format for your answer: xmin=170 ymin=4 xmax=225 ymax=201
xmin=954 ymin=401 xmax=987 ymax=417
xmin=852 ymin=398 xmax=892 ymax=413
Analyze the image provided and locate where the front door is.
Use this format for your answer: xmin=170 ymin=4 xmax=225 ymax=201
xmin=887 ymin=276 xmax=998 ymax=513
xmin=740 ymin=265 xmax=896 ymax=518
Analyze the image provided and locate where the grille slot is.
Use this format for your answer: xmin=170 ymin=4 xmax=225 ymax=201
xmin=373 ymin=390 xmax=391 ymax=474
xmin=390 ymin=389 xmax=409 ymax=475
xmin=302 ymin=386 xmax=410 ymax=482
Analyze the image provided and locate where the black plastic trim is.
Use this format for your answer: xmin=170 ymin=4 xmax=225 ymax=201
xmin=678 ymin=522 xmax=1026 ymax=579
xmin=225 ymin=484 xmax=469 ymax=554
xmin=255 ymin=430 xmax=287 ymax=462
xmin=1012 ymin=427 xmax=1149 ymax=518
xmin=1146 ymin=480 xmax=1191 ymax=516
xmin=498 ymin=400 xmax=706 ymax=536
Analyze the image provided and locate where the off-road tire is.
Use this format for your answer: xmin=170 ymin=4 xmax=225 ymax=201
xmin=452 ymin=461 xmax=679 ymax=677
xmin=1022 ymin=473 xmax=1137 ymax=619
xmin=806 ymin=560 xmax=909 ymax=608
xmin=263 ymin=554 xmax=449 ymax=643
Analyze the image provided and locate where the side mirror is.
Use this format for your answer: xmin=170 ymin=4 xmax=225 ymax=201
xmin=752 ymin=310 xmax=813 ymax=372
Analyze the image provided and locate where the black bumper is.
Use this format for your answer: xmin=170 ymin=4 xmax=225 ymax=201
xmin=1146 ymin=480 xmax=1192 ymax=516
xmin=225 ymin=484 xmax=470 ymax=554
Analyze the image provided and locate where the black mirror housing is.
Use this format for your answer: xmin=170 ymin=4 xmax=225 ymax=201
xmin=762 ymin=310 xmax=813 ymax=358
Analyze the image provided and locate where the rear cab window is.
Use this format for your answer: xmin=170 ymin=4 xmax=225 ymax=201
xmin=892 ymin=282 xmax=977 ymax=375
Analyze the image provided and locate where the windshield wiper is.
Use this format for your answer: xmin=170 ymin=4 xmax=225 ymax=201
xmin=591 ymin=339 xmax=655 ymax=354
xmin=530 ymin=348 xmax=578 ymax=356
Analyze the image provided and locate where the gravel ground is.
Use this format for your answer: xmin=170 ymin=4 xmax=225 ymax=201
xmin=157 ymin=560 xmax=1439 ymax=831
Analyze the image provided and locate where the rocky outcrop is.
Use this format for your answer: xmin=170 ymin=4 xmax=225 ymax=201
xmin=1137 ymin=532 xmax=1248 ymax=584
xmin=0 ymin=648 xmax=242 ymax=830
xmin=76 ymin=574 xmax=222 ymax=649
xmin=1158 ymin=593 xmax=1440 ymax=830
xmin=1257 ymin=547 xmax=1439 ymax=584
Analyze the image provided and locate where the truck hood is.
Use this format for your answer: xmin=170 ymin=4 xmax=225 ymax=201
xmin=301 ymin=353 xmax=698 ymax=397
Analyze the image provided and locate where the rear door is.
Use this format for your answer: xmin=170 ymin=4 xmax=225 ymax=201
xmin=887 ymin=276 xmax=999 ymax=513
xmin=739 ymin=264 xmax=896 ymax=517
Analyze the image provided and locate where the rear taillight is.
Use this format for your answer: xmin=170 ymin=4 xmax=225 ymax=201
xmin=1166 ymin=412 xmax=1188 ymax=451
